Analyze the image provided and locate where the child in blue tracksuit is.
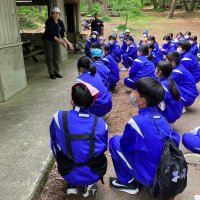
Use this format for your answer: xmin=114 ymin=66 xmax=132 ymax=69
xmin=85 ymin=31 xmax=100 ymax=58
xmin=124 ymin=44 xmax=155 ymax=89
xmin=121 ymin=36 xmax=138 ymax=71
xmin=177 ymin=40 xmax=200 ymax=83
xmin=50 ymin=82 xmax=108 ymax=197
xmin=91 ymin=48 xmax=110 ymax=89
xmin=160 ymin=35 xmax=176 ymax=58
xmin=174 ymin=32 xmax=185 ymax=48
xmin=120 ymin=29 xmax=133 ymax=54
xmin=77 ymin=56 xmax=112 ymax=117
xmin=184 ymin=31 xmax=191 ymax=42
xmin=190 ymin=36 xmax=199 ymax=56
xmin=182 ymin=126 xmax=200 ymax=154
xmin=109 ymin=77 xmax=180 ymax=194
xmin=166 ymin=52 xmax=199 ymax=108
xmin=155 ymin=61 xmax=183 ymax=123
xmin=102 ymin=46 xmax=120 ymax=91
xmin=108 ymin=35 xmax=121 ymax=63
xmin=138 ymin=29 xmax=148 ymax=46
xmin=148 ymin=43 xmax=162 ymax=66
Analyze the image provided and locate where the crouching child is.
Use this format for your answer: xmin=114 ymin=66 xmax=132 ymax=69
xmin=50 ymin=82 xmax=108 ymax=197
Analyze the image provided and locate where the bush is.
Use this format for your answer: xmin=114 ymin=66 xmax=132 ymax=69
xmin=101 ymin=15 xmax=112 ymax=22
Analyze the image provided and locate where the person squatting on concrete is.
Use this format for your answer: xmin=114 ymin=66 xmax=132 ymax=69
xmin=50 ymin=82 xmax=108 ymax=197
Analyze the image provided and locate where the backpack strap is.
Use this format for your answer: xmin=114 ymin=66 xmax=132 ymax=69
xmin=62 ymin=111 xmax=74 ymax=160
xmin=62 ymin=111 xmax=98 ymax=161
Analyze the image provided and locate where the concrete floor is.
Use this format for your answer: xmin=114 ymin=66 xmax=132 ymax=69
xmin=0 ymin=54 xmax=82 ymax=200
xmin=0 ymin=53 xmax=200 ymax=200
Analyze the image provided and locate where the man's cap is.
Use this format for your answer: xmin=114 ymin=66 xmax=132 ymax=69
xmin=51 ymin=7 xmax=60 ymax=13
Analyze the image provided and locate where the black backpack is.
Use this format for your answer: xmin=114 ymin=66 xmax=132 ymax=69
xmin=145 ymin=116 xmax=188 ymax=200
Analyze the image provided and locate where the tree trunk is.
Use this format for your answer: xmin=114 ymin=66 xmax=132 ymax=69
xmin=189 ymin=0 xmax=196 ymax=12
xmin=88 ymin=0 xmax=93 ymax=12
xmin=152 ymin=0 xmax=157 ymax=8
xmin=182 ymin=0 xmax=189 ymax=12
xmin=101 ymin=0 xmax=108 ymax=15
xmin=167 ymin=0 xmax=177 ymax=18
xmin=124 ymin=12 xmax=128 ymax=27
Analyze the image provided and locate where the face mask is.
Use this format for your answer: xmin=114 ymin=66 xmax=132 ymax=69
xmin=190 ymin=40 xmax=194 ymax=44
xmin=137 ymin=51 xmax=141 ymax=57
xmin=91 ymin=35 xmax=96 ymax=39
xmin=143 ymin=34 xmax=147 ymax=38
xmin=129 ymin=93 xmax=138 ymax=107
xmin=163 ymin=40 xmax=168 ymax=45
xmin=154 ymin=68 xmax=161 ymax=78
xmin=109 ymin=40 xmax=114 ymax=45
xmin=177 ymin=48 xmax=184 ymax=54
xmin=185 ymin=35 xmax=190 ymax=39
xmin=120 ymin=38 xmax=124 ymax=41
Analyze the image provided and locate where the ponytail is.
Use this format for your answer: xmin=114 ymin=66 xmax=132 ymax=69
xmin=90 ymin=65 xmax=96 ymax=75
xmin=168 ymin=77 xmax=180 ymax=101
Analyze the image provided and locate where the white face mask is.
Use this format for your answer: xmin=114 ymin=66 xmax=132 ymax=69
xmin=109 ymin=40 xmax=114 ymax=45
xmin=137 ymin=51 xmax=141 ymax=57
xmin=185 ymin=35 xmax=190 ymax=39
xmin=129 ymin=93 xmax=138 ymax=107
xmin=91 ymin=35 xmax=96 ymax=39
xmin=190 ymin=40 xmax=194 ymax=44
xmin=177 ymin=48 xmax=184 ymax=54
xmin=163 ymin=40 xmax=168 ymax=45
xmin=143 ymin=34 xmax=147 ymax=38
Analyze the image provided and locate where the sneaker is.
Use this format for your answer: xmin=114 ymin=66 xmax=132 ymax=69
xmin=67 ymin=184 xmax=78 ymax=195
xmin=121 ymin=67 xmax=128 ymax=71
xmin=82 ymin=184 xmax=98 ymax=198
xmin=55 ymin=73 xmax=63 ymax=78
xmin=182 ymin=107 xmax=186 ymax=113
xmin=110 ymin=177 xmax=139 ymax=195
xmin=50 ymin=74 xmax=56 ymax=79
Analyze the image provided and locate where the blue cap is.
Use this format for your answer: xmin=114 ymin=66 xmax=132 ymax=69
xmin=91 ymin=48 xmax=103 ymax=58
xmin=143 ymin=29 xmax=149 ymax=34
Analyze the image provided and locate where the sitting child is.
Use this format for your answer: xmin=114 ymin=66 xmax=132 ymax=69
xmin=124 ymin=44 xmax=155 ymax=89
xmin=182 ymin=126 xmax=200 ymax=154
xmin=109 ymin=77 xmax=180 ymax=194
xmin=102 ymin=46 xmax=120 ymax=91
xmin=166 ymin=52 xmax=199 ymax=108
xmin=138 ymin=29 xmax=149 ymax=46
xmin=155 ymin=61 xmax=183 ymax=123
xmin=50 ymin=82 xmax=108 ymax=197
xmin=121 ymin=36 xmax=138 ymax=71
xmin=76 ymin=56 xmax=112 ymax=117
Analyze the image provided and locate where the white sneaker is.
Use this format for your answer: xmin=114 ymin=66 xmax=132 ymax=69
xmin=82 ymin=184 xmax=98 ymax=197
xmin=67 ymin=184 xmax=78 ymax=195
xmin=182 ymin=107 xmax=186 ymax=113
xmin=121 ymin=67 xmax=128 ymax=71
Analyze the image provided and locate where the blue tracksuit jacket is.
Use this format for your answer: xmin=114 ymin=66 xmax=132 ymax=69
xmin=77 ymin=72 xmax=112 ymax=117
xmin=161 ymin=41 xmax=176 ymax=56
xmin=109 ymin=107 xmax=180 ymax=186
xmin=102 ymin=54 xmax=120 ymax=86
xmin=170 ymin=64 xmax=199 ymax=107
xmin=180 ymin=51 xmax=200 ymax=83
xmin=50 ymin=109 xmax=108 ymax=186
xmin=108 ymin=41 xmax=121 ymax=62
xmin=85 ymin=38 xmax=100 ymax=57
xmin=190 ymin=43 xmax=199 ymax=56
xmin=157 ymin=77 xmax=183 ymax=123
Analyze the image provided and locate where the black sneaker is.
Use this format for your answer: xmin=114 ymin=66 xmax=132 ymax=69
xmin=82 ymin=184 xmax=98 ymax=198
xmin=50 ymin=74 xmax=56 ymax=79
xmin=67 ymin=184 xmax=78 ymax=195
xmin=55 ymin=73 xmax=63 ymax=78
xmin=110 ymin=177 xmax=139 ymax=195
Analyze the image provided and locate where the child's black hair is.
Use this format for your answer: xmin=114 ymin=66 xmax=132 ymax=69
xmin=166 ymin=52 xmax=181 ymax=66
xmin=156 ymin=61 xmax=180 ymax=101
xmin=147 ymin=43 xmax=154 ymax=62
xmin=72 ymin=84 xmax=94 ymax=108
xmin=178 ymin=40 xmax=191 ymax=52
xmin=176 ymin=32 xmax=183 ymax=37
xmin=148 ymin=36 xmax=155 ymax=42
xmin=103 ymin=45 xmax=110 ymax=52
xmin=138 ymin=44 xmax=149 ymax=56
xmin=91 ymin=42 xmax=100 ymax=49
xmin=163 ymin=35 xmax=171 ymax=41
xmin=190 ymin=35 xmax=197 ymax=42
xmin=77 ymin=56 xmax=96 ymax=75
xmin=185 ymin=31 xmax=191 ymax=36
xmin=108 ymin=35 xmax=116 ymax=41
xmin=135 ymin=77 xmax=165 ymax=107
xmin=126 ymin=36 xmax=133 ymax=41
xmin=168 ymin=33 xmax=173 ymax=38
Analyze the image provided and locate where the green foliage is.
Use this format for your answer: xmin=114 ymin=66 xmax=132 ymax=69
xmin=101 ymin=15 xmax=112 ymax=22
xmin=17 ymin=6 xmax=48 ymax=30
xmin=80 ymin=1 xmax=102 ymax=16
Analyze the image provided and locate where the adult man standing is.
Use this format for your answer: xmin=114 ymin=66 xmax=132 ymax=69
xmin=91 ymin=13 xmax=104 ymax=35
